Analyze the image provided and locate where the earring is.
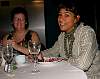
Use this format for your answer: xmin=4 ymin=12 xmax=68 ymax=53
xmin=25 ymin=22 xmax=27 ymax=24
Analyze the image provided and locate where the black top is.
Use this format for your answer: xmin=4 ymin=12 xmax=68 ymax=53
xmin=7 ymin=30 xmax=32 ymax=55
xmin=7 ymin=30 xmax=46 ymax=55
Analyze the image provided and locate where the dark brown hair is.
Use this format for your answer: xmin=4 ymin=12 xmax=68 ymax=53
xmin=58 ymin=3 xmax=79 ymax=16
xmin=11 ymin=7 xmax=29 ymax=29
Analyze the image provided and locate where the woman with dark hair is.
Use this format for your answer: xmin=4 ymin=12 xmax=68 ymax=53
xmin=39 ymin=3 xmax=100 ymax=79
xmin=2 ymin=7 xmax=40 ymax=56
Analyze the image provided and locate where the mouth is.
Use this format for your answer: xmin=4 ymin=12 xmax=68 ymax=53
xmin=59 ymin=21 xmax=66 ymax=26
xmin=59 ymin=23 xmax=65 ymax=27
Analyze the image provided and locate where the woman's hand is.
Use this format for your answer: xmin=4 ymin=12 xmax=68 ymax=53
xmin=10 ymin=39 xmax=19 ymax=49
xmin=26 ymin=55 xmax=33 ymax=63
xmin=37 ymin=52 xmax=44 ymax=62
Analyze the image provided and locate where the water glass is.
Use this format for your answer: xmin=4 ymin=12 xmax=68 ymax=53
xmin=28 ymin=40 xmax=41 ymax=73
xmin=2 ymin=44 xmax=14 ymax=73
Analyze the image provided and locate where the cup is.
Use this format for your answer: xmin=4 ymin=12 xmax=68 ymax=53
xmin=15 ymin=55 xmax=25 ymax=65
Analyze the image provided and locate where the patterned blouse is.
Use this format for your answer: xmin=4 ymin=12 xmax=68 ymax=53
xmin=42 ymin=22 xmax=100 ymax=79
xmin=7 ymin=30 xmax=46 ymax=55
xmin=7 ymin=30 xmax=32 ymax=55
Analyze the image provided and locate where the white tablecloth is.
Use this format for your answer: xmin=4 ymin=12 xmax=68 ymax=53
xmin=0 ymin=61 xmax=87 ymax=79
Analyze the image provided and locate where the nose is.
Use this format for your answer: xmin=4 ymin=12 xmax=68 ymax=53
xmin=17 ymin=18 xmax=22 ymax=21
xmin=59 ymin=15 xmax=65 ymax=21
xmin=58 ymin=17 xmax=64 ymax=24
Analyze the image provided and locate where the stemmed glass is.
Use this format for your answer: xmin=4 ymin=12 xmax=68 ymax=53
xmin=0 ymin=40 xmax=3 ymax=66
xmin=2 ymin=44 xmax=14 ymax=73
xmin=28 ymin=40 xmax=41 ymax=73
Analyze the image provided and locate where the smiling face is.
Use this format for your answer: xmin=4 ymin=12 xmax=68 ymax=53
xmin=12 ymin=13 xmax=26 ymax=31
xmin=58 ymin=8 xmax=80 ymax=32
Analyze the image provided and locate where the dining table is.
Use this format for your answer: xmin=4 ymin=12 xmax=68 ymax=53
xmin=0 ymin=60 xmax=87 ymax=79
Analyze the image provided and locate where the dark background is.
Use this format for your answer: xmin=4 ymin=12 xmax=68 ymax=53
xmin=0 ymin=0 xmax=46 ymax=46
xmin=44 ymin=0 xmax=100 ymax=48
xmin=0 ymin=0 xmax=100 ymax=49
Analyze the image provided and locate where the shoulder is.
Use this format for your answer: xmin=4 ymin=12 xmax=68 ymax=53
xmin=2 ymin=33 xmax=9 ymax=46
xmin=28 ymin=30 xmax=38 ymax=35
xmin=3 ymin=31 xmax=12 ymax=40
xmin=28 ymin=30 xmax=40 ymax=42
xmin=3 ymin=34 xmax=8 ymax=39
xmin=31 ymin=30 xmax=39 ymax=37
xmin=75 ymin=22 xmax=96 ymax=35
xmin=26 ymin=30 xmax=39 ymax=38
xmin=74 ymin=22 xmax=97 ymax=42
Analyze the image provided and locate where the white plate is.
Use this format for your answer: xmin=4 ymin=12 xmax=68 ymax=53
xmin=43 ymin=57 xmax=64 ymax=62
xmin=39 ymin=62 xmax=58 ymax=67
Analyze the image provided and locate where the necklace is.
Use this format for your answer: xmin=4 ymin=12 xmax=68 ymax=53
xmin=13 ymin=30 xmax=28 ymax=43
xmin=64 ymin=24 xmax=78 ymax=60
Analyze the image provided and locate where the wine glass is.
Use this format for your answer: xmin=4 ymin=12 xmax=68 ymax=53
xmin=28 ymin=40 xmax=41 ymax=73
xmin=0 ymin=40 xmax=3 ymax=66
xmin=2 ymin=44 xmax=14 ymax=73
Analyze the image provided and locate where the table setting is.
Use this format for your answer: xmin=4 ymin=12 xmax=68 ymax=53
xmin=0 ymin=56 xmax=87 ymax=79
xmin=0 ymin=40 xmax=87 ymax=79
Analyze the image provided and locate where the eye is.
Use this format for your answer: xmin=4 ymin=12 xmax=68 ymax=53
xmin=65 ymin=13 xmax=70 ymax=17
xmin=14 ymin=18 xmax=25 ymax=21
xmin=65 ymin=14 xmax=69 ymax=17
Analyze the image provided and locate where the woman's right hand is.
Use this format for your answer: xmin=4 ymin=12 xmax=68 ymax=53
xmin=10 ymin=39 xmax=19 ymax=49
